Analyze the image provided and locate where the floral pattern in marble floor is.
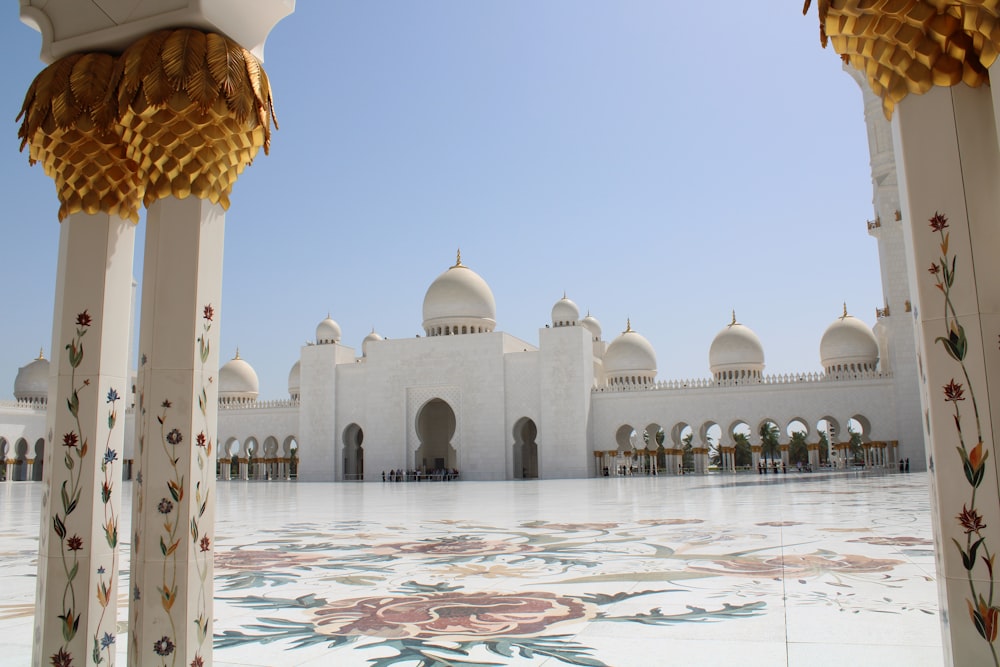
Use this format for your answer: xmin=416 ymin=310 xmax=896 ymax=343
xmin=0 ymin=472 xmax=942 ymax=666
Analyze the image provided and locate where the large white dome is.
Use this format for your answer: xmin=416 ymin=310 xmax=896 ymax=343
xmin=14 ymin=350 xmax=49 ymax=404
xmin=219 ymin=350 xmax=259 ymax=403
xmin=604 ymin=321 xmax=657 ymax=386
xmin=422 ymin=252 xmax=497 ymax=336
xmin=820 ymin=307 xmax=879 ymax=373
xmin=709 ymin=314 xmax=765 ymax=380
xmin=316 ymin=316 xmax=342 ymax=344
xmin=551 ymin=294 xmax=579 ymax=327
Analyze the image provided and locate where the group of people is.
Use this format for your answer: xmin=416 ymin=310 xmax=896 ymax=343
xmin=382 ymin=468 xmax=459 ymax=482
xmin=758 ymin=460 xmax=788 ymax=474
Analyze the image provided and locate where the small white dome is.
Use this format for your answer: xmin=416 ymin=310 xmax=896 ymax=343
xmin=709 ymin=314 xmax=765 ymax=379
xmin=580 ymin=312 xmax=602 ymax=341
xmin=219 ymin=350 xmax=259 ymax=402
xmin=604 ymin=321 xmax=657 ymax=385
xmin=422 ymin=251 xmax=497 ymax=336
xmin=362 ymin=329 xmax=383 ymax=356
xmin=316 ymin=315 xmax=342 ymax=344
xmin=551 ymin=294 xmax=579 ymax=327
xmin=820 ymin=306 xmax=879 ymax=372
xmin=14 ymin=349 xmax=49 ymax=404
xmin=288 ymin=360 xmax=300 ymax=398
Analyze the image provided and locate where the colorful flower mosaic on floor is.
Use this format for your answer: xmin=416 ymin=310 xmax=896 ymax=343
xmin=0 ymin=472 xmax=943 ymax=666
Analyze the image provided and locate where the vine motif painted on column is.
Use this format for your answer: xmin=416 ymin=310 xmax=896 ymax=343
xmin=49 ymin=311 xmax=121 ymax=666
xmin=155 ymin=396 xmax=183 ymax=666
xmin=927 ymin=212 xmax=999 ymax=666
xmin=93 ymin=387 xmax=120 ymax=665
xmin=191 ymin=304 xmax=215 ymax=665
xmin=50 ymin=311 xmax=91 ymax=667
xmin=130 ymin=353 xmax=148 ymax=663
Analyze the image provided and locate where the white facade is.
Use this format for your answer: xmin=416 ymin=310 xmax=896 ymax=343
xmin=1 ymin=75 xmax=926 ymax=483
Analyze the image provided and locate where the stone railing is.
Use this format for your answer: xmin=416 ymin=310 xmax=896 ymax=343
xmin=0 ymin=399 xmax=47 ymax=410
xmin=594 ymin=370 xmax=892 ymax=393
xmin=219 ymin=398 xmax=300 ymax=411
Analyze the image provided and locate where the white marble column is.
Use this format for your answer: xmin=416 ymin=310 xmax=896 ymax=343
xmin=892 ymin=82 xmax=1000 ymax=667
xmin=129 ymin=197 xmax=223 ymax=665
xmin=34 ymin=212 xmax=135 ymax=667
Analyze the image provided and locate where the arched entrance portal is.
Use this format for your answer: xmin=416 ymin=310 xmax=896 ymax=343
xmin=343 ymin=423 xmax=364 ymax=481
xmin=513 ymin=418 xmax=538 ymax=479
xmin=415 ymin=399 xmax=457 ymax=473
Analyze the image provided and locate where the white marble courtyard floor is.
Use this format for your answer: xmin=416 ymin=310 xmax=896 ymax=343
xmin=0 ymin=472 xmax=943 ymax=666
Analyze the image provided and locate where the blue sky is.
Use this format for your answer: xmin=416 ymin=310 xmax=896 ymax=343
xmin=0 ymin=3 xmax=882 ymax=400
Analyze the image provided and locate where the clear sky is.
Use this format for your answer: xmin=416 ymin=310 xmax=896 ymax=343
xmin=0 ymin=3 xmax=884 ymax=400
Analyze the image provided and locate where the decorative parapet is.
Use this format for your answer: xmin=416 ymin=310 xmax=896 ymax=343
xmin=593 ymin=370 xmax=892 ymax=393
xmin=218 ymin=398 xmax=299 ymax=410
xmin=0 ymin=398 xmax=48 ymax=410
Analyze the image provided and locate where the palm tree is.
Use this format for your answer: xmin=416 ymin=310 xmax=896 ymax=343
xmin=733 ymin=432 xmax=752 ymax=468
xmin=682 ymin=431 xmax=694 ymax=471
xmin=759 ymin=422 xmax=780 ymax=465
xmin=789 ymin=431 xmax=809 ymax=465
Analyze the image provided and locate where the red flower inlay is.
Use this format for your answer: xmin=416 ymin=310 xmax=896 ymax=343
xmin=958 ymin=504 xmax=987 ymax=535
xmin=203 ymin=305 xmax=214 ymax=321
xmin=66 ymin=535 xmax=83 ymax=551
xmin=929 ymin=212 xmax=949 ymax=232
xmin=75 ymin=311 xmax=92 ymax=327
xmin=50 ymin=647 xmax=73 ymax=667
xmin=196 ymin=432 xmax=207 ymax=447
xmin=928 ymin=263 xmax=941 ymax=275
xmin=944 ymin=379 xmax=965 ymax=402
xmin=62 ymin=432 xmax=78 ymax=448
xmin=200 ymin=536 xmax=211 ymax=552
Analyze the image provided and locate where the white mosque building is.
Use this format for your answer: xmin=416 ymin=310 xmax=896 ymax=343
xmin=0 ymin=72 xmax=925 ymax=484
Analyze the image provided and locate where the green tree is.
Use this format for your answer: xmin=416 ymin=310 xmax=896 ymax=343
xmin=789 ymin=431 xmax=809 ymax=465
xmin=682 ymin=431 xmax=694 ymax=471
xmin=759 ymin=422 xmax=780 ymax=464
xmin=849 ymin=428 xmax=863 ymax=465
xmin=818 ymin=431 xmax=830 ymax=464
xmin=733 ymin=432 xmax=752 ymax=468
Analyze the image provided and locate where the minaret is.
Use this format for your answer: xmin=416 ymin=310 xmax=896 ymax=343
xmin=844 ymin=65 xmax=925 ymax=470
xmin=17 ymin=3 xmax=293 ymax=666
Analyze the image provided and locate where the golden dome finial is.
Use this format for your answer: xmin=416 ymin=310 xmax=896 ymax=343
xmin=563 ymin=290 xmax=567 ymax=299
xmin=841 ymin=302 xmax=848 ymax=319
xmin=234 ymin=347 xmax=241 ymax=360
xmin=37 ymin=347 xmax=45 ymax=360
xmin=454 ymin=248 xmax=463 ymax=267
xmin=624 ymin=318 xmax=632 ymax=333
xmin=730 ymin=309 xmax=737 ymax=326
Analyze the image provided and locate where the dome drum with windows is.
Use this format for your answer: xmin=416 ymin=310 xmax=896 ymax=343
xmin=422 ymin=251 xmax=497 ymax=337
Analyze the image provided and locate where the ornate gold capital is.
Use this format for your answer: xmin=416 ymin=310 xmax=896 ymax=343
xmin=804 ymin=0 xmax=1000 ymax=117
xmin=18 ymin=28 xmax=275 ymax=220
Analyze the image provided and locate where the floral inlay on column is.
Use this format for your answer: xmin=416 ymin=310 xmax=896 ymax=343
xmin=192 ymin=304 xmax=215 ymax=663
xmin=928 ymin=212 xmax=999 ymax=665
xmin=49 ymin=310 xmax=122 ymax=666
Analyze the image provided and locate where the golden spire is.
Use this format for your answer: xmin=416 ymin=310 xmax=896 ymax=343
xmin=37 ymin=347 xmax=45 ymax=360
xmin=234 ymin=347 xmax=240 ymax=360
xmin=841 ymin=302 xmax=848 ymax=319
xmin=624 ymin=318 xmax=632 ymax=333
xmin=453 ymin=248 xmax=464 ymax=268
xmin=563 ymin=290 xmax=567 ymax=299
xmin=730 ymin=310 xmax=737 ymax=326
